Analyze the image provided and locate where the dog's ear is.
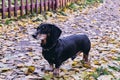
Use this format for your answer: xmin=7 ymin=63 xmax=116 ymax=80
xmin=51 ymin=24 xmax=62 ymax=41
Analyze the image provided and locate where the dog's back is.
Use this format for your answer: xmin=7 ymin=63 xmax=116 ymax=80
xmin=56 ymin=34 xmax=91 ymax=62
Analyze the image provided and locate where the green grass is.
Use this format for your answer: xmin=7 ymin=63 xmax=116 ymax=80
xmin=108 ymin=65 xmax=120 ymax=72
xmin=91 ymin=67 xmax=112 ymax=79
xmin=85 ymin=0 xmax=103 ymax=4
xmin=115 ymin=57 xmax=120 ymax=61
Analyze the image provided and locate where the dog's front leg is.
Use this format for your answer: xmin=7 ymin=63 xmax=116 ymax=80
xmin=53 ymin=63 xmax=61 ymax=76
xmin=49 ymin=64 xmax=54 ymax=71
xmin=83 ymin=54 xmax=89 ymax=62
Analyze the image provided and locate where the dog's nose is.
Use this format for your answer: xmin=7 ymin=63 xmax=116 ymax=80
xmin=32 ymin=34 xmax=37 ymax=39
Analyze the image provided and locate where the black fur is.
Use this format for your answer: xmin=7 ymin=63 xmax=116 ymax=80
xmin=32 ymin=23 xmax=91 ymax=69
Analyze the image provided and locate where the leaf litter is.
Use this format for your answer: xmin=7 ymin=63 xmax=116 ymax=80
xmin=0 ymin=0 xmax=120 ymax=80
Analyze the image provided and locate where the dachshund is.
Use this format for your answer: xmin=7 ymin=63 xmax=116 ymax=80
xmin=32 ymin=23 xmax=91 ymax=76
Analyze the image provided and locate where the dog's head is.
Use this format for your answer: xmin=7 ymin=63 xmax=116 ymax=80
xmin=32 ymin=23 xmax=62 ymax=45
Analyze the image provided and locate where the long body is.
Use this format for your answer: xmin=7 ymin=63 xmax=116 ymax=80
xmin=42 ymin=34 xmax=91 ymax=68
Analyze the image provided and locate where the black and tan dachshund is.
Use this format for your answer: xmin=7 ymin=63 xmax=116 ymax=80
xmin=32 ymin=23 xmax=91 ymax=76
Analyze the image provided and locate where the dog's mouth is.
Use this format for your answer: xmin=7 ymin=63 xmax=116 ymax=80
xmin=34 ymin=34 xmax=47 ymax=46
xmin=37 ymin=34 xmax=47 ymax=40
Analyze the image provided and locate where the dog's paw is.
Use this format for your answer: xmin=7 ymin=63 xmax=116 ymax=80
xmin=53 ymin=68 xmax=59 ymax=76
xmin=42 ymin=65 xmax=54 ymax=72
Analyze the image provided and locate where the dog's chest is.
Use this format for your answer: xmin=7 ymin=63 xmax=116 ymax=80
xmin=42 ymin=51 xmax=57 ymax=62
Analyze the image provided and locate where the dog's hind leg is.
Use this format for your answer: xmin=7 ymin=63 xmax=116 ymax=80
xmin=71 ymin=51 xmax=82 ymax=60
xmin=83 ymin=53 xmax=89 ymax=62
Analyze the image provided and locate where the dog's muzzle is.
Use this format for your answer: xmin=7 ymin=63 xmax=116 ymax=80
xmin=32 ymin=33 xmax=47 ymax=40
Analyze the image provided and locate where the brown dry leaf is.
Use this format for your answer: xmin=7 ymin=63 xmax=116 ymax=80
xmin=16 ymin=63 xmax=25 ymax=68
xmin=0 ymin=68 xmax=11 ymax=73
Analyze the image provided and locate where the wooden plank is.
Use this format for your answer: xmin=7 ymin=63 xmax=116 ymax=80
xmin=59 ymin=0 xmax=62 ymax=8
xmin=21 ymin=0 xmax=24 ymax=16
xmin=64 ymin=0 xmax=66 ymax=6
xmin=48 ymin=0 xmax=50 ymax=11
xmin=8 ymin=0 xmax=12 ymax=18
xmin=14 ymin=0 xmax=18 ymax=17
xmin=62 ymin=0 xmax=63 ymax=7
xmin=40 ymin=0 xmax=42 ymax=13
xmin=35 ymin=0 xmax=38 ymax=13
xmin=63 ymin=0 xmax=65 ymax=7
xmin=31 ymin=0 xmax=34 ymax=13
xmin=26 ymin=0 xmax=29 ymax=14
xmin=55 ymin=0 xmax=59 ymax=10
xmin=2 ymin=0 xmax=5 ymax=19
xmin=44 ymin=0 xmax=46 ymax=11
xmin=51 ymin=0 xmax=54 ymax=10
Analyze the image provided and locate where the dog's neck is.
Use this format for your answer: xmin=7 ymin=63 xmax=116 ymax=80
xmin=42 ymin=42 xmax=57 ymax=51
xmin=41 ymin=37 xmax=58 ymax=51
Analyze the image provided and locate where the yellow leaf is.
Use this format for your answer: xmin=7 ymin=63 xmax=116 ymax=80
xmin=101 ymin=58 xmax=108 ymax=63
xmin=91 ymin=67 xmax=97 ymax=71
xmin=60 ymin=68 xmax=67 ymax=73
xmin=62 ymin=7 xmax=67 ymax=12
xmin=25 ymin=66 xmax=35 ymax=75
xmin=91 ymin=20 xmax=96 ymax=23
xmin=83 ymin=63 xmax=91 ymax=68
xmin=28 ymin=52 xmax=33 ymax=57
xmin=108 ymin=56 xmax=117 ymax=60
xmin=13 ymin=26 xmax=19 ymax=31
xmin=94 ymin=60 xmax=101 ymax=65
xmin=46 ymin=11 xmax=53 ymax=17
xmin=57 ymin=15 xmax=68 ymax=22
xmin=110 ymin=49 xmax=118 ymax=53
xmin=72 ymin=61 xmax=78 ymax=66
xmin=18 ymin=21 xmax=24 ymax=26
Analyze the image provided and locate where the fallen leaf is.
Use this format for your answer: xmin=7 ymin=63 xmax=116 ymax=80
xmin=97 ymin=75 xmax=114 ymax=80
xmin=16 ymin=63 xmax=25 ymax=68
xmin=94 ymin=60 xmax=101 ymax=65
xmin=0 ymin=68 xmax=11 ymax=73
xmin=25 ymin=66 xmax=35 ymax=75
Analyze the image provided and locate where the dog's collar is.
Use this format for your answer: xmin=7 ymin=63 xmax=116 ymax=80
xmin=43 ymin=43 xmax=57 ymax=51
